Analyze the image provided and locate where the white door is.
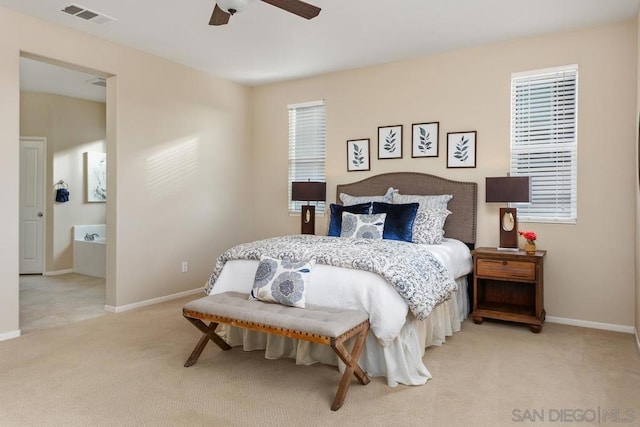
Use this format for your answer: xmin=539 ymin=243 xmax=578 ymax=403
xmin=20 ymin=137 xmax=46 ymax=274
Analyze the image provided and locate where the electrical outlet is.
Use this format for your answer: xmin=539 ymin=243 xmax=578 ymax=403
xmin=181 ymin=261 xmax=188 ymax=273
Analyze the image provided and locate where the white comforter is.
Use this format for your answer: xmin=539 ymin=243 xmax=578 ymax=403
xmin=209 ymin=238 xmax=472 ymax=347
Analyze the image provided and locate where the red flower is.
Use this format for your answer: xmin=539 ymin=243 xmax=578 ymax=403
xmin=518 ymin=230 xmax=537 ymax=243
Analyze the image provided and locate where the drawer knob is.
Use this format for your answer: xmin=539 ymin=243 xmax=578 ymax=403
xmin=502 ymin=261 xmax=507 ymax=266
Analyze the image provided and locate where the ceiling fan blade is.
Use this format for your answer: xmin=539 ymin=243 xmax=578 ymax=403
xmin=260 ymin=0 xmax=321 ymax=20
xmin=209 ymin=4 xmax=231 ymax=26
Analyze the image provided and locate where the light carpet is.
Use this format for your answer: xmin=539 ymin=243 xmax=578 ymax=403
xmin=0 ymin=295 xmax=639 ymax=427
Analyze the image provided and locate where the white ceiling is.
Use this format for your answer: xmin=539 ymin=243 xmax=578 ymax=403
xmin=5 ymin=0 xmax=639 ymax=101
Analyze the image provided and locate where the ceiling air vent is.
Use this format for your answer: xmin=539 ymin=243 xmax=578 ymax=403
xmin=61 ymin=4 xmax=116 ymax=24
xmin=86 ymin=77 xmax=107 ymax=87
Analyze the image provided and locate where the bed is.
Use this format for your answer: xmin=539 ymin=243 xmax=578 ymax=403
xmin=204 ymin=172 xmax=477 ymax=386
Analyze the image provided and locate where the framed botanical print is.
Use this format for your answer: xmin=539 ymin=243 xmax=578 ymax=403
xmin=378 ymin=125 xmax=402 ymax=159
xmin=347 ymin=139 xmax=370 ymax=171
xmin=412 ymin=122 xmax=439 ymax=158
xmin=447 ymin=131 xmax=476 ymax=168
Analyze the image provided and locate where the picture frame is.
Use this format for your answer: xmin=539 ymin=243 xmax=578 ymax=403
xmin=411 ymin=122 xmax=439 ymax=158
xmin=346 ymin=139 xmax=370 ymax=172
xmin=85 ymin=151 xmax=107 ymax=202
xmin=378 ymin=125 xmax=403 ymax=159
xmin=447 ymin=131 xmax=477 ymax=168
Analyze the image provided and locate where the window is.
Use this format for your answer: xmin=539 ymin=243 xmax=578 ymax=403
xmin=288 ymin=100 xmax=326 ymax=214
xmin=510 ymin=65 xmax=578 ymax=223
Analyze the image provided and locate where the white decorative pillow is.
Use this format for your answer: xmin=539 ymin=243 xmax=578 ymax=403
xmin=392 ymin=194 xmax=453 ymax=244
xmin=340 ymin=212 xmax=386 ymax=239
xmin=339 ymin=187 xmax=398 ymax=208
xmin=250 ymin=256 xmax=315 ymax=308
xmin=391 ymin=193 xmax=453 ymax=210
xmin=412 ymin=209 xmax=451 ymax=245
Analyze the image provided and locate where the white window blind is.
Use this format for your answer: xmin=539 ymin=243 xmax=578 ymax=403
xmin=288 ymin=100 xmax=326 ymax=214
xmin=510 ymin=65 xmax=578 ymax=223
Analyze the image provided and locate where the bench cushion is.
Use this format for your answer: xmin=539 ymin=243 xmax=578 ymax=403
xmin=184 ymin=291 xmax=369 ymax=338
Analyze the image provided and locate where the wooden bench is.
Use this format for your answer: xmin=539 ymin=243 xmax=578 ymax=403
xmin=182 ymin=291 xmax=371 ymax=411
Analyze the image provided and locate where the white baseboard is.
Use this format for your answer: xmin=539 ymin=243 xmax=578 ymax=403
xmin=635 ymin=329 xmax=640 ymax=356
xmin=0 ymin=329 xmax=21 ymax=342
xmin=546 ymin=315 xmax=635 ymax=334
xmin=43 ymin=269 xmax=74 ymax=276
xmin=104 ymin=288 xmax=203 ymax=313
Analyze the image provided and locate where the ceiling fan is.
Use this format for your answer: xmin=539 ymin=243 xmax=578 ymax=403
xmin=210 ymin=0 xmax=321 ymax=26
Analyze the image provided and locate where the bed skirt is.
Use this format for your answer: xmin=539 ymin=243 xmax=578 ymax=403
xmin=217 ymin=276 xmax=469 ymax=387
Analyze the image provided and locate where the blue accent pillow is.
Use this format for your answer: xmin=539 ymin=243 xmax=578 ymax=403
xmin=372 ymin=202 xmax=419 ymax=242
xmin=327 ymin=202 xmax=371 ymax=237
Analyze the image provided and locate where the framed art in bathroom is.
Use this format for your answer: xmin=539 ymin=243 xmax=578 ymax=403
xmin=85 ymin=151 xmax=107 ymax=202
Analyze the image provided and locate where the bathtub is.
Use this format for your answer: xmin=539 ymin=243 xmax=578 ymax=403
xmin=73 ymin=224 xmax=106 ymax=278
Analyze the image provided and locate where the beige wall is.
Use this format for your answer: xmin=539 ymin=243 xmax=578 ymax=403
xmin=252 ymin=21 xmax=637 ymax=328
xmin=0 ymin=7 xmax=253 ymax=336
xmin=636 ymin=10 xmax=640 ymax=347
xmin=20 ymin=92 xmax=107 ymax=273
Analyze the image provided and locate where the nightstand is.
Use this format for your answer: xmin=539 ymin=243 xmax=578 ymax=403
xmin=471 ymin=247 xmax=546 ymax=333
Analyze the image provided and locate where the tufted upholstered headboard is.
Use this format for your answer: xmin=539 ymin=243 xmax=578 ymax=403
xmin=336 ymin=172 xmax=477 ymax=246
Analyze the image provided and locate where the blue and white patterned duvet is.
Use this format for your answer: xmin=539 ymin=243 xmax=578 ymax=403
xmin=205 ymin=235 xmax=457 ymax=320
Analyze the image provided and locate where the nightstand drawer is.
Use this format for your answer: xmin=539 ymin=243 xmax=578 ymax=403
xmin=476 ymin=259 xmax=535 ymax=281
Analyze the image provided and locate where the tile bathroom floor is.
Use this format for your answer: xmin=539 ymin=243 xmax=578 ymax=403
xmin=19 ymin=273 xmax=107 ymax=334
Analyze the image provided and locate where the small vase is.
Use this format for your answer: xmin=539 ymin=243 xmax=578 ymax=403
xmin=524 ymin=242 xmax=536 ymax=254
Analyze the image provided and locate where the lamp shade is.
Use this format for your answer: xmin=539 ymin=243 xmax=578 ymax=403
xmin=485 ymin=176 xmax=530 ymax=203
xmin=291 ymin=181 xmax=326 ymax=202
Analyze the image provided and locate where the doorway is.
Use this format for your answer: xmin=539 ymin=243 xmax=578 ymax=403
xmin=19 ymin=54 xmax=109 ymax=333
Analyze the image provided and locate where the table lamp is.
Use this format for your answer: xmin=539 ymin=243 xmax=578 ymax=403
xmin=485 ymin=176 xmax=530 ymax=250
xmin=291 ymin=181 xmax=326 ymax=235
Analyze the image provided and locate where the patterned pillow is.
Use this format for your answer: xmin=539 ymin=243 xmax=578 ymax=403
xmin=327 ymin=202 xmax=371 ymax=237
xmin=391 ymin=193 xmax=453 ymax=210
xmin=339 ymin=187 xmax=398 ymax=208
xmin=412 ymin=209 xmax=451 ymax=245
xmin=250 ymin=256 xmax=315 ymax=308
xmin=391 ymin=194 xmax=453 ymax=244
xmin=340 ymin=212 xmax=386 ymax=239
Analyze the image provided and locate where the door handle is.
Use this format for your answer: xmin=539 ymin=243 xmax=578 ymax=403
xmin=37 ymin=212 xmax=43 ymax=217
